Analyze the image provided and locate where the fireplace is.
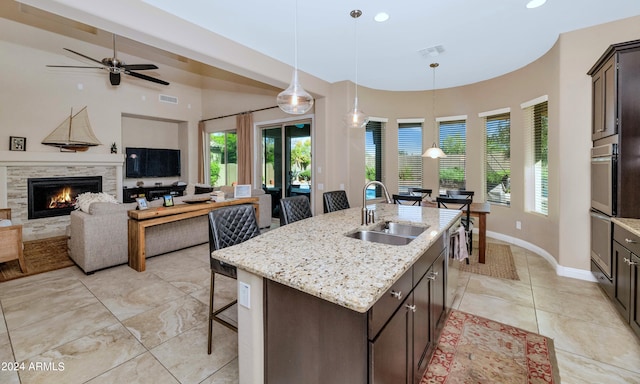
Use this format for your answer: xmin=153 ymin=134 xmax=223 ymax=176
xmin=28 ymin=176 xmax=102 ymax=219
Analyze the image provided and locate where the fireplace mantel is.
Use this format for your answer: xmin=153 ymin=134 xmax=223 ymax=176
xmin=0 ymin=150 xmax=124 ymax=166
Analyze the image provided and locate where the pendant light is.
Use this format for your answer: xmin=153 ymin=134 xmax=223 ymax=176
xmin=277 ymin=0 xmax=314 ymax=115
xmin=422 ymin=63 xmax=447 ymax=159
xmin=344 ymin=9 xmax=369 ymax=128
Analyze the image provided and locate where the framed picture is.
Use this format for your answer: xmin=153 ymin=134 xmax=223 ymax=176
xmin=9 ymin=136 xmax=26 ymax=151
xmin=135 ymin=197 xmax=149 ymax=210
xmin=234 ymin=184 xmax=252 ymax=198
xmin=163 ymin=194 xmax=174 ymax=207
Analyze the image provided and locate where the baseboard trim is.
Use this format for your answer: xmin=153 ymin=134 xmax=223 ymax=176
xmin=484 ymin=230 xmax=597 ymax=282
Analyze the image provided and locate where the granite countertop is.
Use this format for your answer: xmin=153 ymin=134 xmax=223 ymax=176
xmin=212 ymin=203 xmax=460 ymax=313
xmin=612 ymin=217 xmax=640 ymax=237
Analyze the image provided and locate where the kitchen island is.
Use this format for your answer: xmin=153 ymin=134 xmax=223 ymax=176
xmin=212 ymin=203 xmax=461 ymax=384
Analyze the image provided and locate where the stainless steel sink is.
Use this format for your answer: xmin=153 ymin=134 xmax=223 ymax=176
xmin=346 ymin=222 xmax=429 ymax=246
xmin=346 ymin=230 xmax=414 ymax=246
xmin=382 ymin=222 xmax=428 ymax=237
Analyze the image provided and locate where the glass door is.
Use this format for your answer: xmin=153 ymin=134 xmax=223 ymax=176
xmin=261 ymin=120 xmax=312 ymax=218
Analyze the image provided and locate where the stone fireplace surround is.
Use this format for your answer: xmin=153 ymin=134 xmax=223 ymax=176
xmin=0 ymin=151 xmax=124 ymax=241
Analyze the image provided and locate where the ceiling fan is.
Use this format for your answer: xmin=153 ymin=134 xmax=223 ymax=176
xmin=47 ymin=35 xmax=169 ymax=86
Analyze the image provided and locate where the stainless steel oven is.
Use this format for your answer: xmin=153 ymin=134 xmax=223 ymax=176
xmin=591 ymin=143 xmax=617 ymax=216
xmin=590 ymin=209 xmax=612 ymax=278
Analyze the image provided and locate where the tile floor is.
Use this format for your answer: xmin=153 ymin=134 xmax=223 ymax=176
xmin=1 ymin=236 xmax=639 ymax=383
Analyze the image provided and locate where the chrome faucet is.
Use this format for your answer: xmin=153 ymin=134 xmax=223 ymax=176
xmin=362 ymin=181 xmax=393 ymax=225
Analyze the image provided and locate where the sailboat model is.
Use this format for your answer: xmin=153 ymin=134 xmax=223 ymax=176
xmin=42 ymin=106 xmax=102 ymax=152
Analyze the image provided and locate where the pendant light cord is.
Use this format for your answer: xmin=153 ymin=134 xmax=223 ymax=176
xmin=294 ymin=0 xmax=299 ymax=72
xmin=431 ymin=62 xmax=439 ymax=142
xmin=354 ymin=12 xmax=359 ymax=102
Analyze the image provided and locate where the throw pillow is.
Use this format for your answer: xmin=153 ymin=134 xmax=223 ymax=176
xmin=74 ymin=192 xmax=118 ymax=213
xmin=0 ymin=219 xmax=12 ymax=227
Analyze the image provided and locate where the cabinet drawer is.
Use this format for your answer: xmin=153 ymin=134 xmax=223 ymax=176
xmin=614 ymin=224 xmax=640 ymax=256
xmin=413 ymin=234 xmax=445 ymax=283
xmin=368 ymin=269 xmax=412 ymax=339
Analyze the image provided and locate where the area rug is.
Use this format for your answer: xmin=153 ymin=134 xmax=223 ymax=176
xmin=458 ymin=242 xmax=519 ymax=281
xmin=0 ymin=236 xmax=74 ymax=282
xmin=421 ymin=310 xmax=560 ymax=384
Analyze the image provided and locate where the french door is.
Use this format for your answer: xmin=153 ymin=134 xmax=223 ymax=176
xmin=260 ymin=120 xmax=312 ymax=218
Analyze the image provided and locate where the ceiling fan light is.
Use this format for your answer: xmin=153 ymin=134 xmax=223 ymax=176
xmin=422 ymin=143 xmax=446 ymax=159
xmin=277 ymin=71 xmax=314 ymax=114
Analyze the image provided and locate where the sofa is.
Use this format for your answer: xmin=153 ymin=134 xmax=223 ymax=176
xmin=68 ymin=189 xmax=271 ymax=274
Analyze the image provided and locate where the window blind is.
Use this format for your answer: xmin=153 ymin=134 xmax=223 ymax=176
xmin=485 ymin=113 xmax=511 ymax=205
xmin=439 ymin=119 xmax=466 ymax=194
xmin=526 ymin=101 xmax=548 ymax=215
xmin=365 ymin=121 xmax=385 ymax=199
xmin=398 ymin=123 xmax=423 ymax=194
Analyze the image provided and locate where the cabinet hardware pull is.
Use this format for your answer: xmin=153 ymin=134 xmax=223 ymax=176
xmin=406 ymin=304 xmax=416 ymax=313
xmin=625 ymin=238 xmax=637 ymax=243
xmin=391 ymin=290 xmax=402 ymax=300
xmin=630 ymin=260 xmax=638 ymax=266
xmin=426 ymin=272 xmax=437 ymax=280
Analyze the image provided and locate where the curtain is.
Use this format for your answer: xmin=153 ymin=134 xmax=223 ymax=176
xmin=198 ymin=121 xmax=206 ymax=184
xmin=236 ymin=112 xmax=253 ymax=185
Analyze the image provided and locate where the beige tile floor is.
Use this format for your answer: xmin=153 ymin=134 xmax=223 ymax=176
xmin=1 ymin=236 xmax=639 ymax=383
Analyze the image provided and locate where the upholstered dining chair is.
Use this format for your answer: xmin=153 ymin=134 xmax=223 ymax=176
xmin=279 ymin=195 xmax=312 ymax=226
xmin=323 ymin=190 xmax=350 ymax=213
xmin=207 ymin=204 xmax=260 ymax=354
xmin=446 ymin=190 xmax=474 ymax=200
xmin=436 ymin=196 xmax=473 ymax=259
xmin=392 ymin=194 xmax=423 ymax=206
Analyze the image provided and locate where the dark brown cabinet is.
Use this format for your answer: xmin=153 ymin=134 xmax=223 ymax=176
xmin=590 ymin=55 xmax=616 ymax=140
xmin=264 ymin=234 xmax=448 ymax=384
xmin=612 ymin=223 xmax=640 ymax=339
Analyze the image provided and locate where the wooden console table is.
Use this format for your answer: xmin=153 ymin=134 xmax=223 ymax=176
xmin=127 ymin=197 xmax=259 ymax=272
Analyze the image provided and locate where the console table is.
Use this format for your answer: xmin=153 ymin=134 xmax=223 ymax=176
xmin=127 ymin=197 xmax=259 ymax=272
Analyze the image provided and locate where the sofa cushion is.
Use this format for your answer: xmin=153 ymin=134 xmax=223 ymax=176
xmin=89 ymin=202 xmax=137 ymax=215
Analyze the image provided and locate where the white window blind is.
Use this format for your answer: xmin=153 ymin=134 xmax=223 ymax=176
xmin=210 ymin=131 xmax=238 ymax=187
xmin=439 ymin=119 xmax=466 ymax=194
xmin=484 ymin=113 xmax=511 ymax=205
xmin=365 ymin=120 xmax=385 ymax=199
xmin=398 ymin=123 xmax=422 ymax=194
xmin=525 ymin=101 xmax=548 ymax=215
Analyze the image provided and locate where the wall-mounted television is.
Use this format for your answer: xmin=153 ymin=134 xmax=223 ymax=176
xmin=125 ymin=147 xmax=181 ymax=178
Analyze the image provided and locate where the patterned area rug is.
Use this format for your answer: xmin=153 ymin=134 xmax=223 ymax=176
xmin=458 ymin=242 xmax=519 ymax=280
xmin=421 ymin=310 xmax=560 ymax=383
xmin=0 ymin=236 xmax=74 ymax=282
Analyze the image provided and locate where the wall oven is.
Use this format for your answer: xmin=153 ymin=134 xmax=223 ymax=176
xmin=591 ymin=143 xmax=617 ymax=216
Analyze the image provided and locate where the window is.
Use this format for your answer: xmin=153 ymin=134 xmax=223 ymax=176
xmin=483 ymin=111 xmax=511 ymax=205
xmin=438 ymin=118 xmax=467 ymax=194
xmin=209 ymin=131 xmax=237 ymax=187
xmin=398 ymin=122 xmax=423 ymax=194
xmin=365 ymin=120 xmax=385 ymax=199
xmin=523 ymin=98 xmax=548 ymax=215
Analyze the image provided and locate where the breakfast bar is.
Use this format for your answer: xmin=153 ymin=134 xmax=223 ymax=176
xmin=212 ymin=203 xmax=461 ymax=384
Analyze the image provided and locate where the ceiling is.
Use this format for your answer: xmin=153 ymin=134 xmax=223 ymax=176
xmin=8 ymin=0 xmax=640 ymax=92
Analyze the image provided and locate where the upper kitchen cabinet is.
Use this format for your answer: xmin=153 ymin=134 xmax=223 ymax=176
xmin=588 ymin=39 xmax=640 ymax=143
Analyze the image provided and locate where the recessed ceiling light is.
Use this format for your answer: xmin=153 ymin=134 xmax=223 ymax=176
xmin=374 ymin=12 xmax=389 ymax=22
xmin=526 ymin=0 xmax=547 ymax=9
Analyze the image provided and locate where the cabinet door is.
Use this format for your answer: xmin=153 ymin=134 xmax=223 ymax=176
xmin=613 ymin=241 xmax=631 ymax=321
xmin=591 ymin=56 xmax=616 ymax=140
xmin=370 ymin=294 xmax=412 ymax=384
xmin=412 ymin=250 xmax=446 ymax=383
xmin=630 ymin=253 xmax=640 ymax=337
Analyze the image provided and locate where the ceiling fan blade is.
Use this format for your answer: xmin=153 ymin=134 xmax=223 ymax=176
xmin=109 ymin=72 xmax=121 ymax=86
xmin=126 ymin=70 xmax=169 ymax=86
xmin=63 ymin=48 xmax=103 ymax=65
xmin=47 ymin=65 xmax=104 ymax=69
xmin=121 ymin=64 xmax=158 ymax=71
